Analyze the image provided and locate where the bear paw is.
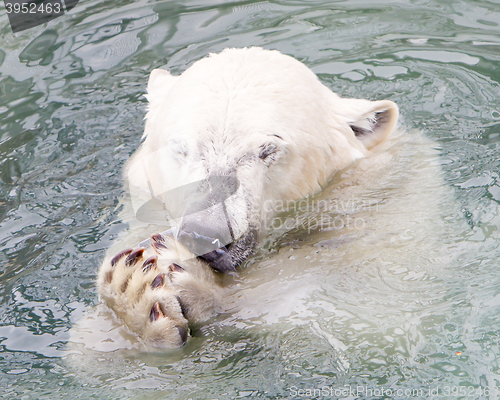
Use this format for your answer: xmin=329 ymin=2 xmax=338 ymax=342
xmin=97 ymin=234 xmax=220 ymax=348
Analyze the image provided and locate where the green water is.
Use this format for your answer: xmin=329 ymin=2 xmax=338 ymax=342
xmin=1 ymin=0 xmax=500 ymax=399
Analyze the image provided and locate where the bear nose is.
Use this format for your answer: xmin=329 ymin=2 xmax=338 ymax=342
xmin=176 ymin=220 xmax=236 ymax=274
xmin=169 ymin=174 xmax=238 ymax=248
xmin=178 ymin=174 xmax=238 ymax=243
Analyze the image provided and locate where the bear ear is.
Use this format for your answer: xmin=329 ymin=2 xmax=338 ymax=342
xmin=146 ymin=68 xmax=178 ymax=101
xmin=343 ymin=99 xmax=399 ymax=150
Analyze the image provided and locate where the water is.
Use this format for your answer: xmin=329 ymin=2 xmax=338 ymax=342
xmin=1 ymin=0 xmax=500 ymax=398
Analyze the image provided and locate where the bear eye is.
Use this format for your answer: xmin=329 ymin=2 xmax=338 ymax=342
xmin=259 ymin=143 xmax=280 ymax=164
xmin=169 ymin=140 xmax=189 ymax=159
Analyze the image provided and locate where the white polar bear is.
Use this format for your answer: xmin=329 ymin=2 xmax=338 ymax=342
xmin=96 ymin=47 xmax=399 ymax=349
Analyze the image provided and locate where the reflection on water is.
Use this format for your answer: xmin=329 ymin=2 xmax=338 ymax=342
xmin=1 ymin=0 xmax=500 ymax=398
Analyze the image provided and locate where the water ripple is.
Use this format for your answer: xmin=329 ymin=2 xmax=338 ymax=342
xmin=1 ymin=0 xmax=500 ymax=398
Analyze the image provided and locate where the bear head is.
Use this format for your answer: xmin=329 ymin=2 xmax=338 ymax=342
xmin=126 ymin=48 xmax=399 ymax=273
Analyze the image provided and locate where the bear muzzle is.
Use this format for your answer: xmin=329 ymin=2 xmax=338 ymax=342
xmin=137 ymin=173 xmax=258 ymax=273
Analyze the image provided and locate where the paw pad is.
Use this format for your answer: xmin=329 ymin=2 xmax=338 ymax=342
xmin=98 ymin=232 xmax=219 ymax=348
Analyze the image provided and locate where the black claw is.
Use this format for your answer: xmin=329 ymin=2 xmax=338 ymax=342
xmin=175 ymin=295 xmax=188 ymax=319
xmin=169 ymin=263 xmax=184 ymax=273
xmin=125 ymin=247 xmax=145 ymax=266
xmin=142 ymin=256 xmax=158 ymax=273
xmin=150 ymin=302 xmax=163 ymax=322
xmin=176 ymin=325 xmax=188 ymax=344
xmin=152 ymin=242 xmax=168 ymax=253
xmin=111 ymin=249 xmax=133 ymax=266
xmin=151 ymin=233 xmax=165 ymax=244
xmin=151 ymin=273 xmax=165 ymax=288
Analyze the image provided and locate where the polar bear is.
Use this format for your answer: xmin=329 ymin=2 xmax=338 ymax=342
xmin=96 ymin=47 xmax=399 ymax=349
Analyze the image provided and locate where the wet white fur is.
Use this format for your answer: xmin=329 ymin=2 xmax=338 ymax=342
xmin=127 ymin=47 xmax=399 ymax=239
xmin=74 ymin=48 xmax=403 ymax=350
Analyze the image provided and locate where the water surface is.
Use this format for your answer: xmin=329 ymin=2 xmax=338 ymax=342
xmin=1 ymin=0 xmax=500 ymax=398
